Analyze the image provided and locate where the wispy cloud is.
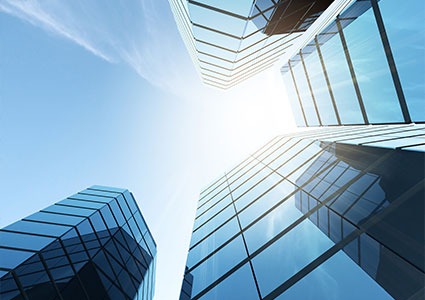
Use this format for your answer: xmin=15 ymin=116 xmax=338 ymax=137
xmin=0 ymin=0 xmax=200 ymax=96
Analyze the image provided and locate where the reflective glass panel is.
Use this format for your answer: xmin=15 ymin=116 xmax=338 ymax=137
xmin=379 ymin=0 xmax=425 ymax=122
xmin=276 ymin=251 xmax=392 ymax=299
xmin=252 ymin=219 xmax=334 ymax=297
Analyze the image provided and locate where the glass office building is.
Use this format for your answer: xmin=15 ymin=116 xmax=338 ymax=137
xmin=281 ymin=0 xmax=425 ymax=127
xmin=168 ymin=0 xmax=335 ymax=89
xmin=0 ymin=186 xmax=156 ymax=300
xmin=180 ymin=125 xmax=425 ymax=300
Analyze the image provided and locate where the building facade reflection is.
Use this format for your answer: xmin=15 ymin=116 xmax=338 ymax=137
xmin=180 ymin=125 xmax=424 ymax=300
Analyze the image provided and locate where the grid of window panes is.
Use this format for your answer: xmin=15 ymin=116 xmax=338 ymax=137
xmin=168 ymin=0 xmax=334 ymax=89
xmin=281 ymin=0 xmax=425 ymax=127
xmin=183 ymin=124 xmax=424 ymax=300
xmin=0 ymin=185 xmax=156 ymax=300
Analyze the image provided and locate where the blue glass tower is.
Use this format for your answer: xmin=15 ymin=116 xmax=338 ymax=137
xmin=180 ymin=125 xmax=425 ymax=300
xmin=0 ymin=186 xmax=156 ymax=300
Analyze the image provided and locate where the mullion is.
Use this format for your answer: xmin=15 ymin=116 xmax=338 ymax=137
xmin=224 ymin=172 xmax=263 ymax=300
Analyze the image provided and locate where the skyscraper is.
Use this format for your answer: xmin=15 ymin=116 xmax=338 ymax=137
xmin=180 ymin=125 xmax=424 ymax=299
xmin=168 ymin=0 xmax=335 ymax=89
xmin=0 ymin=186 xmax=156 ymax=300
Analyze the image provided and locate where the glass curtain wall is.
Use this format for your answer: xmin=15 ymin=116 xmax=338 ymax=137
xmin=281 ymin=0 xmax=425 ymax=127
xmin=181 ymin=125 xmax=425 ymax=300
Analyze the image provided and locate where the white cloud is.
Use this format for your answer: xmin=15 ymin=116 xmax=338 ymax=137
xmin=0 ymin=0 xmax=199 ymax=96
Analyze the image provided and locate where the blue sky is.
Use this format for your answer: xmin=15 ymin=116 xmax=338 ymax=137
xmin=0 ymin=0 xmax=295 ymax=299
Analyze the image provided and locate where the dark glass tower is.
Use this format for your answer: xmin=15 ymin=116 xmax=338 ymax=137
xmin=281 ymin=0 xmax=425 ymax=126
xmin=180 ymin=125 xmax=424 ymax=299
xmin=0 ymin=186 xmax=156 ymax=300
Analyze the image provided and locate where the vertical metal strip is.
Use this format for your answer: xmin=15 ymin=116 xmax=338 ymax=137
xmin=288 ymin=60 xmax=309 ymax=126
xmin=224 ymin=172 xmax=263 ymax=300
xmin=370 ymin=0 xmax=411 ymax=123
xmin=336 ymin=17 xmax=369 ymax=124
xmin=315 ymin=36 xmax=342 ymax=125
xmin=299 ymin=50 xmax=323 ymax=125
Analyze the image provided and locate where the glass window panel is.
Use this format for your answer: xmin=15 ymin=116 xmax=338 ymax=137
xmin=80 ymin=189 xmax=117 ymax=198
xmin=198 ymin=263 xmax=259 ymax=300
xmin=200 ymin=175 xmax=226 ymax=199
xmin=302 ymin=48 xmax=338 ymax=125
xmin=282 ymin=143 xmax=327 ymax=180
xmin=262 ymin=138 xmax=299 ymax=165
xmin=100 ymin=205 xmax=118 ymax=231
xmin=189 ymin=4 xmax=247 ymax=37
xmin=190 ymin=235 xmax=246 ymax=297
xmin=193 ymin=26 xmax=240 ymax=50
xmin=133 ymin=211 xmax=148 ymax=236
xmin=232 ymin=168 xmax=273 ymax=200
xmin=89 ymin=186 xmax=126 ymax=193
xmin=4 ymin=220 xmax=71 ymax=237
xmin=187 ymin=217 xmax=240 ymax=269
xmin=379 ymin=0 xmax=425 ymax=122
xmin=239 ymin=179 xmax=295 ymax=228
xmin=228 ymin=162 xmax=263 ymax=191
xmin=291 ymin=60 xmax=320 ymax=126
xmin=197 ymin=187 xmax=230 ymax=218
xmin=318 ymin=23 xmax=364 ymax=124
xmin=342 ymin=3 xmax=403 ymax=123
xmin=58 ymin=198 xmax=104 ymax=209
xmin=234 ymin=172 xmax=282 ymax=212
xmin=143 ymin=232 xmax=156 ymax=256
xmin=268 ymin=139 xmax=313 ymax=170
xmin=227 ymin=157 xmax=256 ymax=182
xmin=69 ymin=193 xmax=112 ymax=203
xmin=0 ymin=248 xmax=35 ymax=269
xmin=244 ymin=191 xmax=303 ymax=254
xmin=276 ymin=250 xmax=392 ymax=299
xmin=42 ymin=205 xmax=94 ymax=217
xmin=366 ymin=136 xmax=425 ymax=149
xmin=128 ymin=217 xmax=142 ymax=243
xmin=195 ymin=195 xmax=232 ymax=229
xmin=123 ymin=191 xmax=138 ymax=214
xmin=109 ymin=200 xmax=125 ymax=226
xmin=191 ymin=204 xmax=235 ymax=247
xmin=0 ymin=231 xmax=55 ymax=251
xmin=256 ymin=137 xmax=289 ymax=162
xmin=90 ymin=211 xmax=108 ymax=235
xmin=25 ymin=212 xmax=84 ymax=226
xmin=115 ymin=194 xmax=131 ymax=221
xmin=252 ymin=219 xmax=334 ymax=297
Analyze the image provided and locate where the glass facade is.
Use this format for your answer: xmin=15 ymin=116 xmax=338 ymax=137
xmin=281 ymin=0 xmax=425 ymax=127
xmin=180 ymin=125 xmax=425 ymax=299
xmin=0 ymin=186 xmax=156 ymax=300
xmin=168 ymin=0 xmax=334 ymax=89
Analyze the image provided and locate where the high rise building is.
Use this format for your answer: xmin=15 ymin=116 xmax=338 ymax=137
xmin=0 ymin=186 xmax=156 ymax=300
xmin=168 ymin=0 xmax=336 ymax=89
xmin=280 ymin=0 xmax=425 ymax=126
xmin=180 ymin=125 xmax=424 ymax=300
